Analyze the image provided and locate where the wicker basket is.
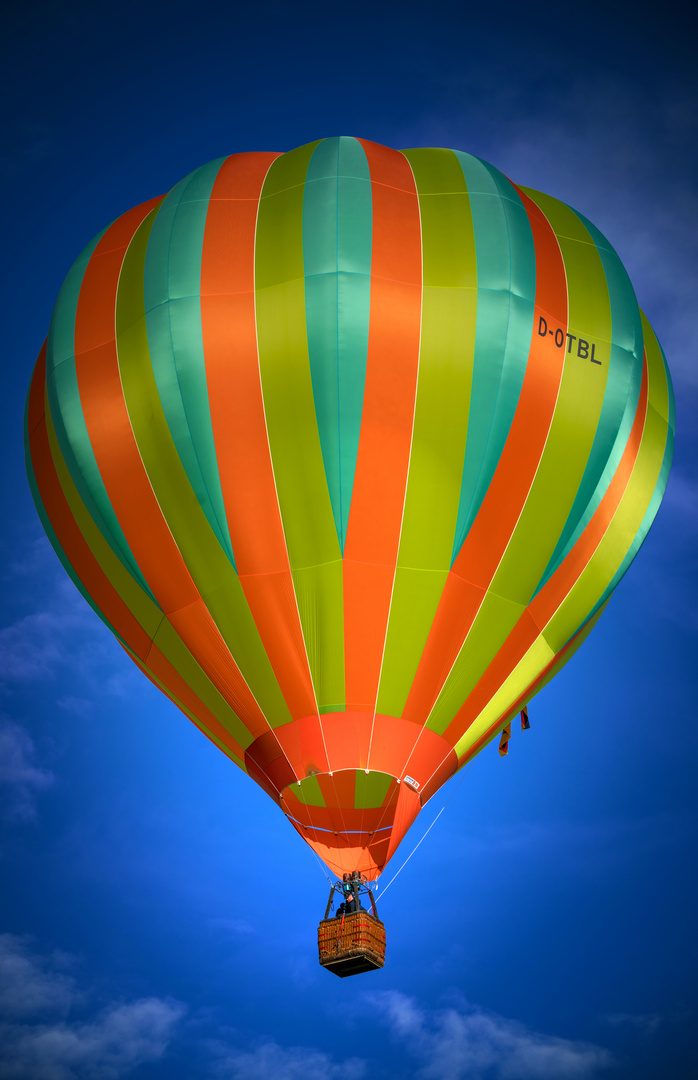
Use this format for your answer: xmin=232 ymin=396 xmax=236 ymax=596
xmin=318 ymin=910 xmax=386 ymax=977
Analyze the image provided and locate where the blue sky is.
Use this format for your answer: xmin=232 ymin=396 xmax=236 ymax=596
xmin=1 ymin=2 xmax=696 ymax=1077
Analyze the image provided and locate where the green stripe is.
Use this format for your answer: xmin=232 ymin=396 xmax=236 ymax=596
xmin=491 ymin=189 xmax=613 ymax=608
xmin=455 ymin=599 xmax=609 ymax=765
xmin=529 ymin=602 xmax=608 ymax=702
xmin=43 ymin=383 xmax=250 ymax=759
xmin=120 ymin=635 xmax=248 ymax=769
xmin=426 ymin=185 xmax=617 ymax=737
xmin=542 ymin=315 xmax=671 ymax=652
xmin=150 ymin=619 xmax=254 ymax=752
xmin=293 ymin=774 xmax=326 ymax=807
xmin=116 ymin=208 xmax=293 ymax=730
xmin=427 ymin=590 xmax=526 ymax=735
xmin=378 ymin=147 xmax=476 ymax=717
xmin=354 ymin=770 xmax=393 ymax=809
xmin=143 ymin=159 xmax=235 ymax=565
xmin=450 ymin=153 xmax=536 ymax=561
xmin=430 ymin=305 xmax=671 ymax=738
xmin=42 ymin=399 xmax=248 ymax=750
xmin=377 ymin=567 xmax=449 ymax=719
xmin=122 ymin=640 xmax=248 ymax=770
xmin=44 ymin=390 xmax=164 ymax=641
xmin=640 ymin=311 xmax=671 ymax=424
xmin=44 ymin=229 xmax=155 ymax=600
xmin=581 ymin=314 xmax=673 ymax=626
xmin=543 ymin=402 xmax=667 ymax=654
xmin=255 ymin=142 xmax=345 ymax=711
xmin=303 ymin=136 xmax=372 ymax=551
xmin=534 ymin=210 xmax=644 ymax=590
xmin=292 ymin=562 xmax=346 ymax=711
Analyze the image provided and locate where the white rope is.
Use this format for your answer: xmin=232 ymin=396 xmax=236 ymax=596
xmin=375 ymin=763 xmax=473 ymax=901
xmin=310 ymin=845 xmax=335 ymax=886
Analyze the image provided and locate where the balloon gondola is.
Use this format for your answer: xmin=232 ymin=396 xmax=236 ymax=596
xmin=318 ymin=871 xmax=385 ymax=977
xmin=24 ymin=137 xmax=674 ymax=970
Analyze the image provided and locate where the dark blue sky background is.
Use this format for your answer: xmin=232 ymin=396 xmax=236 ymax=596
xmin=1 ymin=2 xmax=696 ymax=1078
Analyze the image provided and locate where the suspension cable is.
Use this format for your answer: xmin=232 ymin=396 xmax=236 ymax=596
xmin=375 ymin=763 xmax=473 ymax=900
xmin=310 ymin=845 xmax=335 ymax=886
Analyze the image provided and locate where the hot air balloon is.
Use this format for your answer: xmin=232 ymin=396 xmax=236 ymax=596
xmin=24 ymin=138 xmax=673 ymax=973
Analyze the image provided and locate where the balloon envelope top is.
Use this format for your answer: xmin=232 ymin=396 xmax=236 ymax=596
xmin=25 ymin=137 xmax=674 ymax=880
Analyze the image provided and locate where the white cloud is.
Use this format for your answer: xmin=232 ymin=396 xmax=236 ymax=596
xmin=605 ymin=1013 xmax=662 ymax=1035
xmin=211 ymin=1040 xmax=367 ymax=1080
xmin=403 ymin=74 xmax=697 ymax=395
xmin=0 ymin=572 xmax=137 ymax=697
xmin=209 ymin=917 xmax=257 ymax=938
xmin=662 ymin=471 xmax=698 ymax=534
xmin=0 ymin=936 xmax=76 ymax=1019
xmin=209 ymin=994 xmax=613 ymax=1080
xmin=625 ymin=468 xmax=698 ymax=634
xmin=363 ymin=991 xmax=613 ymax=1080
xmin=0 ymin=998 xmax=185 ymax=1080
xmin=55 ymin=697 xmax=94 ymax=719
xmin=1 ymin=532 xmax=122 ymax=689
xmin=0 ymin=585 xmax=99 ymax=684
xmin=0 ymin=717 xmax=53 ymax=820
xmin=0 ymin=935 xmax=184 ymax=1080
xmin=0 ymin=610 xmax=68 ymax=681
xmin=4 ymin=537 xmax=58 ymax=581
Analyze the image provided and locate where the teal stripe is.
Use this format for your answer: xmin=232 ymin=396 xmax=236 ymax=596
xmin=45 ymin=229 xmax=156 ymax=601
xmin=534 ymin=213 xmax=644 ymax=592
xmin=302 ymin=136 xmax=372 ymax=551
xmin=23 ymin=386 xmax=125 ymax=641
xmin=664 ymin=335 xmax=677 ymax=436
xmin=143 ymin=159 xmax=235 ymax=566
xmin=602 ymin=332 xmax=675 ymax=602
xmin=450 ymin=153 xmax=536 ymax=563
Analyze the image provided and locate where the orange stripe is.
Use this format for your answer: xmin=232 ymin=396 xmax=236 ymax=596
xmin=26 ymin=341 xmax=48 ymax=439
xmin=343 ymin=140 xmax=422 ymax=708
xmin=72 ymin=197 xmax=163 ymax=353
xmin=450 ymin=187 xmax=568 ymax=587
xmin=383 ymin=784 xmax=421 ymax=868
xmin=403 ymin=188 xmax=569 ymax=724
xmin=73 ymin=201 xmax=189 ymax=610
xmin=441 ymin=609 xmax=540 ymax=745
xmin=129 ymin=645 xmax=246 ymax=763
xmin=528 ymin=355 xmax=649 ymax=622
xmin=32 ymin=362 xmax=245 ymax=765
xmin=72 ymin=200 xmax=268 ymax=739
xmin=454 ymin=606 xmax=608 ymax=769
xmin=442 ymin=355 xmax=649 ymax=744
xmin=200 ymin=151 xmax=316 ymax=720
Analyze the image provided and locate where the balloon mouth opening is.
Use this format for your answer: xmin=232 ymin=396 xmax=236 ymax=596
xmin=242 ymin=711 xmax=459 ymax=879
xmin=280 ymin=768 xmax=413 ymax=881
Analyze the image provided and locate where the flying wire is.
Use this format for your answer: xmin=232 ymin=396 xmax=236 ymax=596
xmin=310 ymin=845 xmax=335 ymax=886
xmin=375 ymin=762 xmax=474 ymax=901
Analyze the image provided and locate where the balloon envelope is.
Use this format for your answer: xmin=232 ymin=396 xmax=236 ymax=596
xmin=25 ymin=138 xmax=674 ymax=880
